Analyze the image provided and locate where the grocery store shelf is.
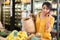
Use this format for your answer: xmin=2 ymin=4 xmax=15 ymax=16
xmin=35 ymin=0 xmax=41 ymax=2
xmin=15 ymin=13 xmax=21 ymax=15
xmin=15 ymin=10 xmax=22 ymax=12
xmin=15 ymin=2 xmax=21 ymax=4
xmin=15 ymin=11 xmax=22 ymax=13
xmin=52 ymin=30 xmax=60 ymax=33
xmin=3 ymin=10 xmax=10 ymax=12
xmin=51 ymin=8 xmax=57 ymax=10
xmin=5 ymin=23 xmax=10 ymax=25
xmin=55 ymin=20 xmax=60 ymax=23
xmin=52 ymin=29 xmax=57 ymax=33
xmin=51 ymin=14 xmax=57 ymax=17
xmin=15 ymin=14 xmax=21 ymax=15
xmin=3 ymin=7 xmax=10 ymax=9
xmin=34 ymin=8 xmax=42 ymax=10
xmin=3 ymin=11 xmax=10 ymax=13
xmin=15 ymin=17 xmax=22 ymax=19
xmin=15 ymin=7 xmax=21 ymax=9
xmin=15 ymin=24 xmax=21 ymax=27
xmin=5 ymin=19 xmax=10 ymax=21
xmin=15 ymin=8 xmax=21 ymax=10
xmin=5 ymin=20 xmax=10 ymax=21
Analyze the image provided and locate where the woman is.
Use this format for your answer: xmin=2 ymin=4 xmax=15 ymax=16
xmin=35 ymin=2 xmax=54 ymax=40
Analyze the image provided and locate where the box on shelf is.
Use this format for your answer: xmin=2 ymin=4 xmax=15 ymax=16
xmin=3 ymin=0 xmax=10 ymax=5
xmin=15 ymin=0 xmax=21 ymax=2
xmin=21 ymin=0 xmax=31 ymax=4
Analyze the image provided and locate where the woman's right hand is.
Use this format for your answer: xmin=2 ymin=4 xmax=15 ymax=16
xmin=29 ymin=13 xmax=35 ymax=20
xmin=29 ymin=13 xmax=34 ymax=18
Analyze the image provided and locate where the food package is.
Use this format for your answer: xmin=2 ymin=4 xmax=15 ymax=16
xmin=21 ymin=0 xmax=31 ymax=3
xmin=3 ymin=0 xmax=10 ymax=5
xmin=26 ymin=0 xmax=31 ymax=3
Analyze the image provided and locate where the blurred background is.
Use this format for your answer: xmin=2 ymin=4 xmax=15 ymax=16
xmin=0 ymin=0 xmax=60 ymax=40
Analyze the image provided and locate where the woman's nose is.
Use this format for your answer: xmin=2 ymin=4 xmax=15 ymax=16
xmin=44 ymin=9 xmax=47 ymax=12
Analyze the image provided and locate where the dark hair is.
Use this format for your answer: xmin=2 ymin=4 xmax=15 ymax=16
xmin=42 ymin=2 xmax=52 ymax=10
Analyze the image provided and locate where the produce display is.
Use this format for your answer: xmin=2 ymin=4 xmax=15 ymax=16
xmin=1 ymin=0 xmax=59 ymax=40
xmin=6 ymin=30 xmax=18 ymax=40
xmin=6 ymin=30 xmax=41 ymax=40
xmin=6 ymin=31 xmax=28 ymax=40
xmin=16 ymin=31 xmax=28 ymax=40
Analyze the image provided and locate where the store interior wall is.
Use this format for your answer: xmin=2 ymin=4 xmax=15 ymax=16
xmin=0 ymin=0 xmax=4 ymax=21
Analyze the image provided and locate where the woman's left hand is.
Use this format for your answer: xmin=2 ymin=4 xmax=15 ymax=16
xmin=46 ymin=20 xmax=50 ymax=30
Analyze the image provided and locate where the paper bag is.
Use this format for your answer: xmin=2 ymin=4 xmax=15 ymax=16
xmin=22 ymin=18 xmax=35 ymax=33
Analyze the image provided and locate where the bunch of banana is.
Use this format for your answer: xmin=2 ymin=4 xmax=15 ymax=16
xmin=6 ymin=30 xmax=18 ymax=40
xmin=16 ymin=31 xmax=28 ymax=40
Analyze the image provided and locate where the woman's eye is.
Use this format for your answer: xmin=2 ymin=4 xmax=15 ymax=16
xmin=46 ymin=7 xmax=49 ymax=10
xmin=43 ymin=7 xmax=45 ymax=9
xmin=46 ymin=8 xmax=49 ymax=10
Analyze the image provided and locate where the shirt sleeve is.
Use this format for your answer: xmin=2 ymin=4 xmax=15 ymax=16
xmin=47 ymin=16 xmax=55 ymax=32
xmin=35 ymin=12 xmax=40 ymax=33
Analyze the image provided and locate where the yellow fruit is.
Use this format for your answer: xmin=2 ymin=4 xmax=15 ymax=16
xmin=16 ymin=31 xmax=28 ymax=40
xmin=16 ymin=37 xmax=20 ymax=40
xmin=6 ymin=30 xmax=18 ymax=40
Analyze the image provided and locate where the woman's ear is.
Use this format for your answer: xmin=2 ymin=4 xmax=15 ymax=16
xmin=47 ymin=13 xmax=50 ymax=17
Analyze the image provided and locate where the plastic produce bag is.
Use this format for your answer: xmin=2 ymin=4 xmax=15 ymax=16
xmin=31 ymin=36 xmax=40 ymax=40
xmin=6 ymin=30 xmax=18 ymax=40
xmin=31 ymin=33 xmax=41 ymax=40
xmin=27 ymin=33 xmax=41 ymax=40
